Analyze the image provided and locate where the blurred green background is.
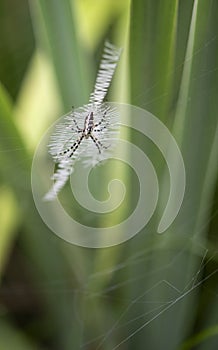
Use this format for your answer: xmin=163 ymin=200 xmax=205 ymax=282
xmin=0 ymin=0 xmax=218 ymax=349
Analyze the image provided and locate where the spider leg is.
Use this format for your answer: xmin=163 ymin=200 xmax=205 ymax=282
xmin=90 ymin=135 xmax=101 ymax=153
xmin=94 ymin=111 xmax=107 ymax=128
xmin=93 ymin=125 xmax=107 ymax=132
xmin=72 ymin=118 xmax=82 ymax=132
xmin=94 ymin=110 xmax=110 ymax=132
xmin=68 ymin=135 xmax=84 ymax=158
xmin=68 ymin=107 xmax=82 ymax=132
xmin=57 ymin=128 xmax=82 ymax=157
xmin=58 ymin=135 xmax=84 ymax=158
xmin=90 ymin=134 xmax=109 ymax=154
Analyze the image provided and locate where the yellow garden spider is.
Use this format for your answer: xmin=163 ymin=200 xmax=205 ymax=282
xmin=58 ymin=110 xmax=109 ymax=158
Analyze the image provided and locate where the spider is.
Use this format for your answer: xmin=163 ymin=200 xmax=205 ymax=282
xmin=58 ymin=109 xmax=109 ymax=159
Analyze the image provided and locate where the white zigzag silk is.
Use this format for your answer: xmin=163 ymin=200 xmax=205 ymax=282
xmin=89 ymin=41 xmax=121 ymax=106
xmin=44 ymin=41 xmax=121 ymax=201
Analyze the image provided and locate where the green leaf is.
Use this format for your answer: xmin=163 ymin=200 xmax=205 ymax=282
xmin=181 ymin=324 xmax=218 ymax=350
xmin=30 ymin=0 xmax=90 ymax=109
xmin=0 ymin=187 xmax=19 ymax=280
xmin=0 ymin=320 xmax=37 ymax=350
xmin=0 ymin=82 xmax=30 ymax=193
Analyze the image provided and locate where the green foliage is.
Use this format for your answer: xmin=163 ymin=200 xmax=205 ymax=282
xmin=0 ymin=0 xmax=218 ymax=349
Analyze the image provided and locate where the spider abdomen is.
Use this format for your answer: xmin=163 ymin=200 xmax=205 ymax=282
xmin=83 ymin=111 xmax=94 ymax=136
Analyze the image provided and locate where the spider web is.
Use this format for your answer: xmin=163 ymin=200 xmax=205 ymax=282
xmin=43 ymin=41 xmax=121 ymax=201
xmin=77 ymin=241 xmax=218 ymax=350
xmin=43 ymin=103 xmax=120 ymax=201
